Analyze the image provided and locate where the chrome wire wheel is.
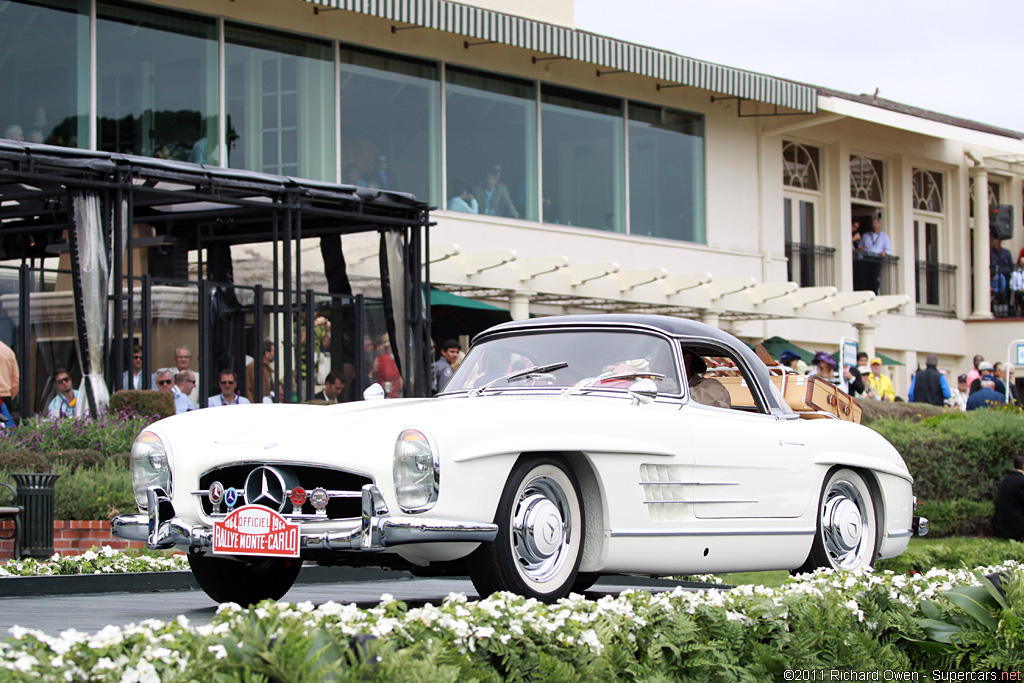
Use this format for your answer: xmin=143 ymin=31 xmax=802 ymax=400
xmin=821 ymin=479 xmax=869 ymax=569
xmin=511 ymin=474 xmax=573 ymax=584
xmin=467 ymin=458 xmax=584 ymax=601
xmin=795 ymin=468 xmax=878 ymax=575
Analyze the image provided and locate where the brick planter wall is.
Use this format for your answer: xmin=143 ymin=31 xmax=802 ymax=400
xmin=0 ymin=520 xmax=146 ymax=561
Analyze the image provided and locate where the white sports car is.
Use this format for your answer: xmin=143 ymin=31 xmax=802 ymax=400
xmin=113 ymin=314 xmax=925 ymax=604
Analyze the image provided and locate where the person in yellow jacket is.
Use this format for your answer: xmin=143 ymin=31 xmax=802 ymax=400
xmin=866 ymin=357 xmax=895 ymax=401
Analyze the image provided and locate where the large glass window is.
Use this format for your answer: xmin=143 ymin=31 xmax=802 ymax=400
xmin=445 ymin=67 xmax=536 ymax=220
xmin=0 ymin=0 xmax=88 ymax=148
xmin=338 ymin=45 xmax=439 ymax=205
xmin=96 ymin=2 xmax=218 ymax=163
xmin=225 ymin=25 xmax=334 ymax=180
xmin=541 ymin=85 xmax=624 ymax=232
xmin=628 ymin=103 xmax=704 ymax=242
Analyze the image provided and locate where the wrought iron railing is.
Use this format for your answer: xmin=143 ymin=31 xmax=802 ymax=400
xmin=915 ymin=261 xmax=957 ymax=318
xmin=785 ymin=242 xmax=835 ymax=287
xmin=853 ymin=253 xmax=900 ymax=295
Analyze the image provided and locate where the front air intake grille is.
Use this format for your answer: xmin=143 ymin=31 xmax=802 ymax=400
xmin=198 ymin=465 xmax=371 ymax=519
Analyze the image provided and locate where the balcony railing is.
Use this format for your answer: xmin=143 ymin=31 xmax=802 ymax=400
xmin=915 ymin=260 xmax=957 ymax=318
xmin=853 ymin=253 xmax=900 ymax=295
xmin=785 ymin=242 xmax=835 ymax=288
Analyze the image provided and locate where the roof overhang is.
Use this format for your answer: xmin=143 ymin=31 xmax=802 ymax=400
xmin=428 ymin=244 xmax=910 ymax=325
xmin=817 ymin=94 xmax=1024 ymax=156
xmin=302 ymin=0 xmax=817 ymax=113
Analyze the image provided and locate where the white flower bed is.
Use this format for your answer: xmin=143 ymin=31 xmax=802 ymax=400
xmin=0 ymin=546 xmax=188 ymax=576
xmin=0 ymin=559 xmax=1020 ymax=679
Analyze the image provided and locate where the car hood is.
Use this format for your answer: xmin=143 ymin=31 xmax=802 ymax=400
xmin=154 ymin=392 xmax=677 ymax=477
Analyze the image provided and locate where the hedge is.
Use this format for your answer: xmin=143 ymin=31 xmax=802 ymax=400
xmin=867 ymin=406 xmax=1024 ymax=503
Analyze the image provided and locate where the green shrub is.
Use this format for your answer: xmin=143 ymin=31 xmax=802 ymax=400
xmin=860 ymin=399 xmax=946 ymax=426
xmin=109 ymin=390 xmax=174 ymax=420
xmin=0 ymin=458 xmax=134 ymax=520
xmin=876 ymin=536 xmax=1024 ymax=574
xmin=917 ymin=498 xmax=995 ymax=537
xmin=869 ymin=409 xmax=1024 ymax=502
xmin=0 ymin=449 xmax=50 ymax=472
xmin=47 ymin=449 xmax=104 ymax=472
xmin=52 ymin=459 xmax=133 ymax=520
xmin=0 ymin=408 xmax=157 ymax=458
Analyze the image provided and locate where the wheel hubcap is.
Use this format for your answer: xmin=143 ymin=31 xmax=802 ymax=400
xmin=821 ymin=480 xmax=868 ymax=569
xmin=512 ymin=476 xmax=571 ymax=582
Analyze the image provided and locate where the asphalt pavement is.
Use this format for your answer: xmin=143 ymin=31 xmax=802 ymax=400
xmin=0 ymin=568 xmax=701 ymax=636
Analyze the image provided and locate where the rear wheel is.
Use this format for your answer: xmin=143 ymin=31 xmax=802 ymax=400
xmin=188 ymin=552 xmax=302 ymax=605
xmin=795 ymin=468 xmax=878 ymax=574
xmin=468 ymin=457 xmax=584 ymax=602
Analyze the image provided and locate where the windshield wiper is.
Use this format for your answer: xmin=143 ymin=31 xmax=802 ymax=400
xmin=563 ymin=371 xmax=666 ymax=396
xmin=469 ymin=361 xmax=569 ymax=397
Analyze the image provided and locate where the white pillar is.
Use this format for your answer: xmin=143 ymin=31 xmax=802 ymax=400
xmin=855 ymin=323 xmax=878 ymax=360
xmin=700 ymin=308 xmax=722 ymax=328
xmin=970 ymin=166 xmax=994 ymax=320
xmin=509 ymin=291 xmax=532 ymax=321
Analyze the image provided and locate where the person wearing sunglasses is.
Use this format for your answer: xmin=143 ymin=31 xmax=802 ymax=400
xmin=155 ymin=369 xmax=174 ymax=392
xmin=171 ymin=370 xmax=196 ymax=414
xmin=207 ymin=369 xmax=250 ymax=408
xmin=123 ymin=344 xmax=146 ymax=390
xmin=46 ymin=368 xmax=77 ymax=419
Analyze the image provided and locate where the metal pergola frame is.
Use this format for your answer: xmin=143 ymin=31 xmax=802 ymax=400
xmin=0 ymin=142 xmax=434 ymax=410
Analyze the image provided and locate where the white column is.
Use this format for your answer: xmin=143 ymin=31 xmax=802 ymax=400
xmin=855 ymin=323 xmax=877 ymax=360
xmin=700 ymin=308 xmax=722 ymax=328
xmin=509 ymin=291 xmax=532 ymax=321
xmin=971 ymin=166 xmax=994 ymax=320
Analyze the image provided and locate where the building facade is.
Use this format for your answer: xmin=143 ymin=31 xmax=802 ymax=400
xmin=3 ymin=0 xmax=1023 ymax=398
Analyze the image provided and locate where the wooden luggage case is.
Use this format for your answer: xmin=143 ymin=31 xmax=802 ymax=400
xmin=772 ymin=374 xmax=861 ymax=423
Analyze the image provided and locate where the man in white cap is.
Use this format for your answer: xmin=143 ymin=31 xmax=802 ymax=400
xmin=969 ymin=361 xmax=1005 ymax=395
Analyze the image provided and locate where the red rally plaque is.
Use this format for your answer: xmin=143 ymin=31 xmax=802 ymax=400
xmin=212 ymin=505 xmax=300 ymax=557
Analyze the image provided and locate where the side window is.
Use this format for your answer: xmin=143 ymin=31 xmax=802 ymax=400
xmin=681 ymin=344 xmax=770 ymax=414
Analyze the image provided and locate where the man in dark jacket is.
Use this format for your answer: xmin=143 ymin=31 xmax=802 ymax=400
xmin=993 ymin=455 xmax=1024 ymax=541
xmin=908 ymin=354 xmax=949 ymax=406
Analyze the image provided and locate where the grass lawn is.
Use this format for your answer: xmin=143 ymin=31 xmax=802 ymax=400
xmin=716 ymin=536 xmax=1024 ymax=588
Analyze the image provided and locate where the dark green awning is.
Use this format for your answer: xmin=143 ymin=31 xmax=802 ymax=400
xmin=752 ymin=336 xmax=815 ymax=364
xmin=428 ymin=288 xmax=512 ymax=339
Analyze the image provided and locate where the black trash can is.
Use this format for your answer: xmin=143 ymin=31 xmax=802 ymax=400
xmin=11 ymin=473 xmax=60 ymax=559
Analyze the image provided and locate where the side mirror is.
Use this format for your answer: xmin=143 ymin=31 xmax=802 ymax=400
xmin=628 ymin=378 xmax=658 ymax=406
xmin=363 ymin=383 xmax=386 ymax=401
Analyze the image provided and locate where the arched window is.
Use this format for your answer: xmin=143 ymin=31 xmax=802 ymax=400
xmin=912 ymin=169 xmax=943 ymax=213
xmin=850 ymin=156 xmax=884 ymax=202
xmin=783 ymin=141 xmax=819 ymax=191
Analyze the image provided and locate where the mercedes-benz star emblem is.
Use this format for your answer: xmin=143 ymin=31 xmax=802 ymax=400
xmin=244 ymin=466 xmax=288 ymax=512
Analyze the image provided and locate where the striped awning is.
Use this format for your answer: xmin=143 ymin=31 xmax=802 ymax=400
xmin=302 ymin=0 xmax=817 ymax=113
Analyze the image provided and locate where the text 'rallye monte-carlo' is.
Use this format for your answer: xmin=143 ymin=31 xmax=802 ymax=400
xmin=112 ymin=314 xmax=926 ymax=605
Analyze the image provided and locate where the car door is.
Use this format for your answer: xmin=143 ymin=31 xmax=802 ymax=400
xmin=684 ymin=345 xmax=814 ymax=520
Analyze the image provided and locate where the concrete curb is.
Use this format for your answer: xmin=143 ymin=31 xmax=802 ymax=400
xmin=0 ymin=565 xmax=410 ymax=598
xmin=0 ymin=566 xmax=720 ymax=598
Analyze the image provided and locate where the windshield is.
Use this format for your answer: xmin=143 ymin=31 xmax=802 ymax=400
xmin=443 ymin=329 xmax=681 ymax=394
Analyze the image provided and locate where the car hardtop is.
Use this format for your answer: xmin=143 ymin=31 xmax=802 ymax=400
xmin=472 ymin=314 xmax=790 ymax=415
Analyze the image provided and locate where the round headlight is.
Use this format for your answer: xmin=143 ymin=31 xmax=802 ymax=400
xmin=131 ymin=430 xmax=172 ymax=509
xmin=393 ymin=429 xmax=438 ymax=512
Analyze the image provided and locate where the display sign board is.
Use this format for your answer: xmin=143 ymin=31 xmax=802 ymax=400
xmin=841 ymin=337 xmax=859 ymax=368
xmin=212 ymin=505 xmax=300 ymax=557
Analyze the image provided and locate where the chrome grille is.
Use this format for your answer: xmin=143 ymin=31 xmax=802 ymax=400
xmin=198 ymin=465 xmax=371 ymax=520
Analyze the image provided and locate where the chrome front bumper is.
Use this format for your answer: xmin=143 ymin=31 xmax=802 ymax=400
xmin=111 ymin=484 xmax=498 ymax=552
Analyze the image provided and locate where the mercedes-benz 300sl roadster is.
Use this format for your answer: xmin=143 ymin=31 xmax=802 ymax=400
xmin=112 ymin=314 xmax=925 ymax=604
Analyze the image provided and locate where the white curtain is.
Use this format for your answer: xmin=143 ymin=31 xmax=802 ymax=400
xmin=384 ymin=229 xmax=406 ymax=384
xmin=72 ymin=191 xmax=111 ymax=418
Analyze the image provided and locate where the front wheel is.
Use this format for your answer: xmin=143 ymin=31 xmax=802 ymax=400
xmin=468 ymin=457 xmax=584 ymax=602
xmin=795 ymin=468 xmax=878 ymax=574
xmin=188 ymin=552 xmax=302 ymax=605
